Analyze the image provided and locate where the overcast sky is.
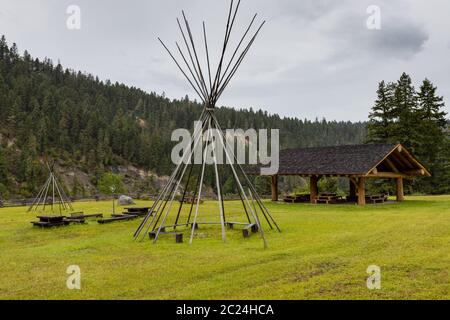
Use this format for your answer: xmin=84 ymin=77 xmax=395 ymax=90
xmin=1 ymin=0 xmax=449 ymax=121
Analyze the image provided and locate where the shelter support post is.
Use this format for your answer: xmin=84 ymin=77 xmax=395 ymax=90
xmin=396 ymin=177 xmax=404 ymax=202
xmin=271 ymin=175 xmax=278 ymax=202
xmin=310 ymin=176 xmax=319 ymax=204
xmin=357 ymin=177 xmax=366 ymax=206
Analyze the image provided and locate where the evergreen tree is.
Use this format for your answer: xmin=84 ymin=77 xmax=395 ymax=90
xmin=366 ymin=74 xmax=450 ymax=194
xmin=415 ymin=79 xmax=448 ymax=193
xmin=0 ymin=35 xmax=10 ymax=66
xmin=366 ymin=81 xmax=395 ymax=143
xmin=390 ymin=73 xmax=420 ymax=150
xmin=417 ymin=79 xmax=447 ymax=128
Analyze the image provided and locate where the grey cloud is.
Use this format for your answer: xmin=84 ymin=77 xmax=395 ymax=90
xmin=367 ymin=23 xmax=429 ymax=59
xmin=0 ymin=0 xmax=448 ymax=121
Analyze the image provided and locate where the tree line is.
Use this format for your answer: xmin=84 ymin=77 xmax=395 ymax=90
xmin=0 ymin=36 xmax=366 ymax=198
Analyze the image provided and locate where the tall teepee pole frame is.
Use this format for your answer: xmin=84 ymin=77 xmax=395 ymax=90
xmin=28 ymin=162 xmax=74 ymax=214
xmin=135 ymin=0 xmax=280 ymax=246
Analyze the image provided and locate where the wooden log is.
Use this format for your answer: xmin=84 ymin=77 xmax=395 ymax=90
xmin=69 ymin=211 xmax=84 ymax=217
xmin=97 ymin=215 xmax=138 ymax=224
xmin=404 ymin=169 xmax=425 ymax=176
xmin=357 ymin=177 xmax=366 ymax=206
xmin=385 ymin=158 xmax=400 ymax=173
xmin=396 ymin=177 xmax=404 ymax=202
xmin=67 ymin=213 xmax=103 ymax=219
xmin=367 ymin=172 xmax=405 ymax=178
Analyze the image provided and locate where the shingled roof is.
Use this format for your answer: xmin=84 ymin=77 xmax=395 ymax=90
xmin=250 ymin=143 xmax=431 ymax=177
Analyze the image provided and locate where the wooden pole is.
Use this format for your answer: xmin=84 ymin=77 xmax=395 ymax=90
xmin=396 ymin=177 xmax=404 ymax=202
xmin=210 ymin=115 xmax=226 ymax=242
xmin=310 ymin=176 xmax=318 ymax=204
xmin=357 ymin=177 xmax=366 ymax=206
xmin=271 ymin=175 xmax=278 ymax=202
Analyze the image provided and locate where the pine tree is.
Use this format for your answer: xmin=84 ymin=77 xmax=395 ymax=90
xmin=0 ymin=35 xmax=8 ymax=60
xmin=390 ymin=73 xmax=420 ymax=150
xmin=9 ymin=43 xmax=19 ymax=61
xmin=417 ymin=79 xmax=447 ymax=128
xmin=366 ymin=74 xmax=450 ymax=194
xmin=366 ymin=81 xmax=395 ymax=143
xmin=415 ymin=79 xmax=448 ymax=193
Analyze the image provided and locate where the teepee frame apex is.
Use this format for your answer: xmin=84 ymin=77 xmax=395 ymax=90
xmin=158 ymin=0 xmax=265 ymax=108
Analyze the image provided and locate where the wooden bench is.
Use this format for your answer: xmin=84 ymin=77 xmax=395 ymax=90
xmin=242 ymin=223 xmax=258 ymax=238
xmin=123 ymin=207 xmax=151 ymax=216
xmin=226 ymin=221 xmax=249 ymax=229
xmin=149 ymin=231 xmax=183 ymax=243
xmin=187 ymin=222 xmax=223 ymax=229
xmin=67 ymin=213 xmax=103 ymax=219
xmin=111 ymin=213 xmax=128 ymax=218
xmin=64 ymin=218 xmax=85 ymax=224
xmin=97 ymin=214 xmax=138 ymax=224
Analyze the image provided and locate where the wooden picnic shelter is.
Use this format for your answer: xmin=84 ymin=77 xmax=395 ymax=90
xmin=262 ymin=144 xmax=430 ymax=205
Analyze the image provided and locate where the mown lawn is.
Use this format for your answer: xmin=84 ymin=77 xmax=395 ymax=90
xmin=0 ymin=196 xmax=449 ymax=300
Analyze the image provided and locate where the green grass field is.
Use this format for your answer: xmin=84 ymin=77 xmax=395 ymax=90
xmin=0 ymin=196 xmax=449 ymax=300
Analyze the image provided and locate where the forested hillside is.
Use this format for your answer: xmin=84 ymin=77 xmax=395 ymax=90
xmin=0 ymin=36 xmax=366 ymax=198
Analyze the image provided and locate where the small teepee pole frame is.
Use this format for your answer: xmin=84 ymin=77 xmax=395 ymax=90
xmin=28 ymin=161 xmax=73 ymax=214
xmin=134 ymin=0 xmax=280 ymax=246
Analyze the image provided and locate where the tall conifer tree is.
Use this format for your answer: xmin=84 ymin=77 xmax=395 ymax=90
xmin=366 ymin=81 xmax=395 ymax=143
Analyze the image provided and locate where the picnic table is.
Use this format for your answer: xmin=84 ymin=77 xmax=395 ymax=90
xmin=123 ymin=207 xmax=150 ymax=216
xmin=283 ymin=194 xmax=310 ymax=203
xmin=365 ymin=194 xmax=389 ymax=204
xmin=315 ymin=194 xmax=344 ymax=204
xmin=32 ymin=216 xmax=70 ymax=228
